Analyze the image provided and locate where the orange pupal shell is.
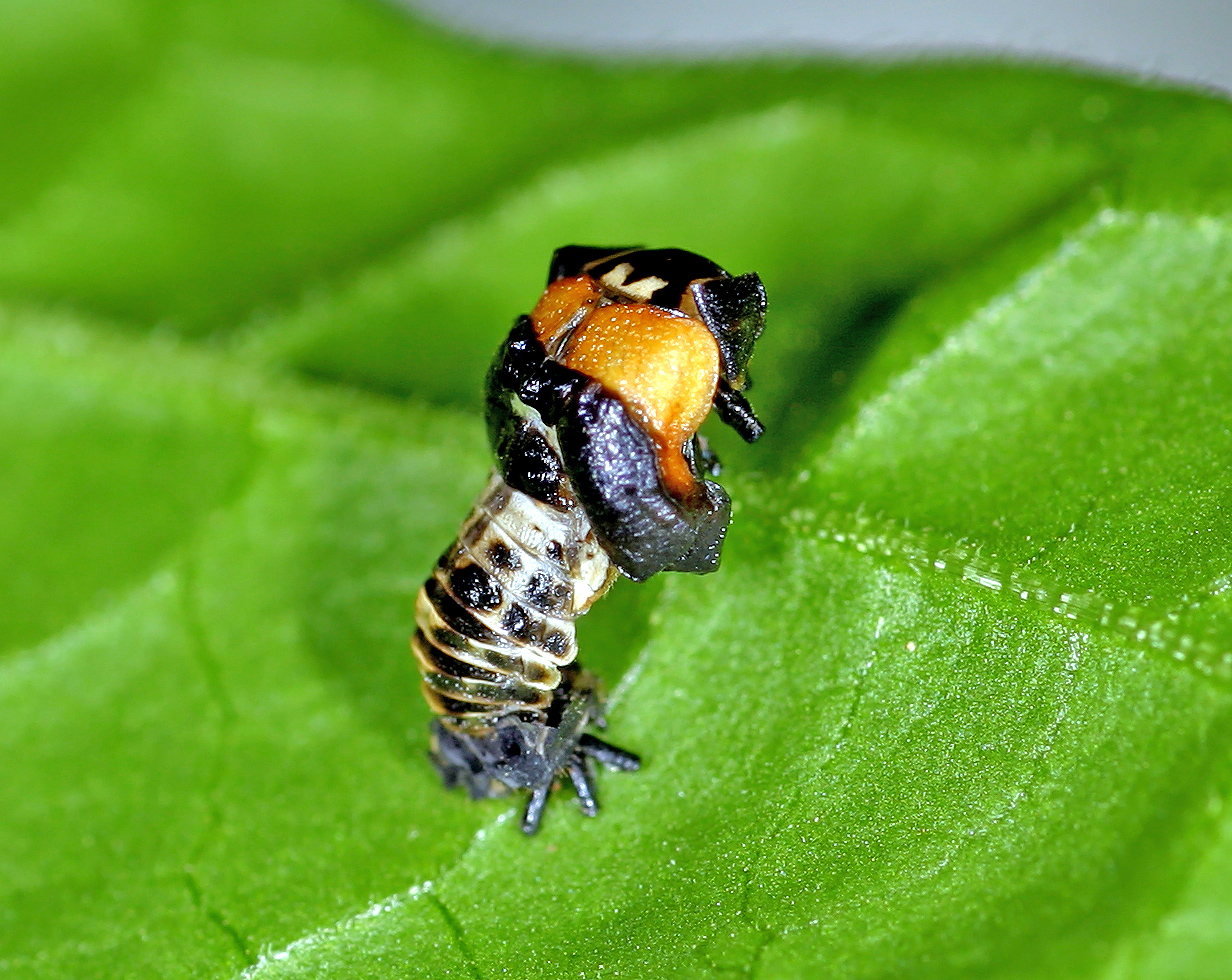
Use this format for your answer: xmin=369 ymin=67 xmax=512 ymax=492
xmin=562 ymin=304 xmax=720 ymax=499
xmin=529 ymin=275 xmax=604 ymax=351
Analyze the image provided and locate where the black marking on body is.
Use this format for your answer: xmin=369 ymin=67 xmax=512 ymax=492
xmin=524 ymin=572 xmax=551 ymax=602
xmin=425 ymin=578 xmax=512 ymax=647
xmin=428 ymin=625 xmax=471 ymax=652
xmin=583 ymin=247 xmax=726 ymax=308
xmin=449 ymin=562 xmax=503 ymax=612
xmin=487 ymin=540 xmax=520 ymax=571
xmin=499 ymin=426 xmax=571 ymax=508
xmin=523 ymin=570 xmax=570 ymax=615
xmin=428 ymin=692 xmax=492 ymax=717
xmin=548 ymin=245 xmax=640 ymax=283
xmin=501 ymin=604 xmax=538 ymax=643
xmin=542 ymin=631 xmax=568 ymax=657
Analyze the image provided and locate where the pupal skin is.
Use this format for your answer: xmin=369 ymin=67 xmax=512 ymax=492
xmin=413 ymin=246 xmax=766 ymax=834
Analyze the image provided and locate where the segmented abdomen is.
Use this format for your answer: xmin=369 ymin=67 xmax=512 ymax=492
xmin=413 ymin=470 xmax=616 ymax=720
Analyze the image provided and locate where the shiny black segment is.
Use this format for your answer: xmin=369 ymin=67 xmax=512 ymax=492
xmin=521 ymin=784 xmax=552 ymax=833
xmin=568 ymin=756 xmax=599 ymax=817
xmin=486 ymin=317 xmax=589 ymax=447
xmin=713 ymin=379 xmax=765 ymax=443
xmin=430 ymin=693 xmax=491 ymax=718
xmin=497 ymin=425 xmax=571 ymax=508
xmin=585 ymin=247 xmax=728 ymax=308
xmin=578 ymin=733 xmax=642 ymax=771
xmin=690 ymin=272 xmax=767 ymax=383
xmin=548 ymin=244 xmax=640 ymax=284
xmin=556 ymin=382 xmax=731 ymax=581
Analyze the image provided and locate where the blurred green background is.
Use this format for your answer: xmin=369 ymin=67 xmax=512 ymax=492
xmin=3 ymin=1 xmax=1232 ymax=978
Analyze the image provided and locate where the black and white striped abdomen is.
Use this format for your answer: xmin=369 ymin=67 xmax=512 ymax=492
xmin=414 ymin=470 xmax=617 ymax=720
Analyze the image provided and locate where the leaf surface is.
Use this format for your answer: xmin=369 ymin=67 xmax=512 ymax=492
xmin=2 ymin=3 xmax=1232 ymax=979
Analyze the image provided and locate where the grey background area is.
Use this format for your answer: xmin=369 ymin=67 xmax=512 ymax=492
xmin=405 ymin=0 xmax=1232 ymax=94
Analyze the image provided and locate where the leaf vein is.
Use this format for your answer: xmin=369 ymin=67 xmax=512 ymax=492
xmin=785 ymin=507 xmax=1232 ymax=686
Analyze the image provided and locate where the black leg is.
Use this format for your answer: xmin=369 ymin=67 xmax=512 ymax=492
xmin=521 ymin=783 xmax=551 ymax=835
xmin=568 ymin=755 xmax=599 ymax=817
xmin=579 ymin=733 xmax=641 ymax=772
xmin=713 ymin=379 xmax=764 ymax=443
xmin=431 ymin=682 xmax=639 ymax=834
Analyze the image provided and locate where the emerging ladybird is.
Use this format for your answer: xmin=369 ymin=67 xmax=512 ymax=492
xmin=413 ymin=246 xmax=766 ymax=833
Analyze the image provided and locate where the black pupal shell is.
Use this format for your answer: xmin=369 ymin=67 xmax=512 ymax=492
xmin=581 ymin=247 xmax=728 ymax=309
xmin=548 ymin=245 xmax=641 ymax=284
xmin=556 ymin=382 xmax=731 ymax=582
xmin=689 ymin=272 xmax=767 ymax=387
xmin=486 ymin=317 xmax=588 ymax=431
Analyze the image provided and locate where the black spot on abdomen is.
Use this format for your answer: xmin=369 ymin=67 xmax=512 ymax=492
xmin=524 ymin=571 xmax=570 ymax=614
xmin=449 ymin=562 xmax=503 ymax=611
xmin=487 ymin=541 xmax=521 ymax=572
xmin=501 ymin=604 xmax=539 ymax=643
xmin=426 ymin=578 xmax=509 ymax=646
xmin=542 ymin=630 xmax=568 ymax=657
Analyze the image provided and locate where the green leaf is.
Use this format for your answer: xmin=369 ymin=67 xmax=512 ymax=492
xmin=225 ymin=206 xmax=1232 ymax=980
xmin=0 ymin=0 xmax=958 ymax=331
xmin=4 ymin=2 xmax=1232 ymax=979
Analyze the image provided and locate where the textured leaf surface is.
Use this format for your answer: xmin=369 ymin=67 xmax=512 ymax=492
xmin=2 ymin=2 xmax=1232 ymax=979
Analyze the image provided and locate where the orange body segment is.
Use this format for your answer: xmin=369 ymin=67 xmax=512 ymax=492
xmin=530 ymin=276 xmax=604 ymax=350
xmin=562 ymin=304 xmax=720 ymax=499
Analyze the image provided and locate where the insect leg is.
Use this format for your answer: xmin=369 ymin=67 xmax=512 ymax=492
xmin=568 ymin=755 xmax=599 ymax=817
xmin=578 ymin=733 xmax=641 ymax=772
xmin=521 ymin=783 xmax=552 ymax=835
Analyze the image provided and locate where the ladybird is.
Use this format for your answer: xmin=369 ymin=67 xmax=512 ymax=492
xmin=412 ymin=246 xmax=766 ymax=833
